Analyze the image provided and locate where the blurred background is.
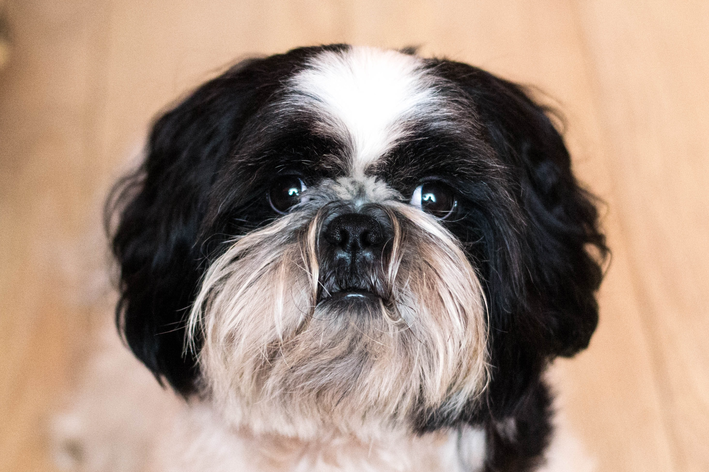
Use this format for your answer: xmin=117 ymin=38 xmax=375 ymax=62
xmin=1 ymin=1 xmax=708 ymax=471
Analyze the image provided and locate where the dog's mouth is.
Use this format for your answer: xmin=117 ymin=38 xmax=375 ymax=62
xmin=327 ymin=288 xmax=380 ymax=301
xmin=316 ymin=286 xmax=389 ymax=309
xmin=316 ymin=265 xmax=391 ymax=308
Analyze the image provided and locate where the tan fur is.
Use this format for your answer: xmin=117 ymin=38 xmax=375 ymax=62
xmin=186 ymin=177 xmax=489 ymax=440
xmin=52 ymin=319 xmax=592 ymax=472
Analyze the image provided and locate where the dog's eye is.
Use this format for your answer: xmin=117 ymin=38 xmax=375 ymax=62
xmin=269 ymin=176 xmax=307 ymax=214
xmin=410 ymin=181 xmax=457 ymax=219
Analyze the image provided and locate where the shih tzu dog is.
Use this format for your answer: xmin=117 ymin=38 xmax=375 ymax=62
xmin=56 ymin=44 xmax=607 ymax=472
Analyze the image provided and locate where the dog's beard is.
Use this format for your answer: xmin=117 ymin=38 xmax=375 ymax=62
xmin=187 ymin=183 xmax=489 ymax=439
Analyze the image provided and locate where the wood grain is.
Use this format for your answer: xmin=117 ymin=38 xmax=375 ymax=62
xmin=1 ymin=1 xmax=707 ymax=470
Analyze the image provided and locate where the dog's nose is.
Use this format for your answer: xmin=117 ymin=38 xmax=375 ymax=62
xmin=323 ymin=213 xmax=385 ymax=260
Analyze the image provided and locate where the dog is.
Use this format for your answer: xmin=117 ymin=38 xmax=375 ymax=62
xmin=54 ymin=45 xmax=607 ymax=472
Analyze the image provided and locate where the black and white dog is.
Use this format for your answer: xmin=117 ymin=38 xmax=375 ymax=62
xmin=60 ymin=45 xmax=607 ymax=472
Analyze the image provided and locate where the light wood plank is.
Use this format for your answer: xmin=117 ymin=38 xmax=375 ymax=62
xmin=576 ymin=2 xmax=709 ymax=471
xmin=2 ymin=1 xmax=707 ymax=471
xmin=0 ymin=1 xmax=110 ymax=471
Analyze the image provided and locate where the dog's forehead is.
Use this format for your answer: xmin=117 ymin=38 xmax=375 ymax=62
xmin=289 ymin=46 xmax=442 ymax=176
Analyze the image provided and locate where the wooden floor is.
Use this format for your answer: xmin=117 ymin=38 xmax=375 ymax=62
xmin=1 ymin=1 xmax=708 ymax=471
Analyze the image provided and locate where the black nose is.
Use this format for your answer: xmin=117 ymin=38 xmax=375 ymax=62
xmin=323 ymin=213 xmax=385 ymax=259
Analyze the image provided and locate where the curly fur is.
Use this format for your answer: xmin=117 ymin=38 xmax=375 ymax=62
xmin=89 ymin=44 xmax=609 ymax=471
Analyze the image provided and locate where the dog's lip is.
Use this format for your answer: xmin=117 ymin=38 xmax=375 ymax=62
xmin=325 ymin=289 xmax=380 ymax=301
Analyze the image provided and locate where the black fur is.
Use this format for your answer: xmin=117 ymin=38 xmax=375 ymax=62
xmin=107 ymin=45 xmax=607 ymax=471
xmin=409 ymin=59 xmax=607 ymax=467
xmin=107 ymin=45 xmax=348 ymax=393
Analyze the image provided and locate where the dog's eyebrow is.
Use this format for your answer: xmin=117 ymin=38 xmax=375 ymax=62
xmin=367 ymin=128 xmax=481 ymax=187
xmin=234 ymin=112 xmax=351 ymax=176
xmin=272 ymin=128 xmax=350 ymax=175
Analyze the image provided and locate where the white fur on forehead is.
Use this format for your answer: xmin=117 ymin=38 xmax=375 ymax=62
xmin=291 ymin=46 xmax=439 ymax=174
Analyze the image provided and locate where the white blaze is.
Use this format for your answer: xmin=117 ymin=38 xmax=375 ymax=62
xmin=292 ymin=46 xmax=438 ymax=174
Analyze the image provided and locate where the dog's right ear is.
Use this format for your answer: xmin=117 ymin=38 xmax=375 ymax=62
xmin=106 ymin=63 xmax=256 ymax=394
xmin=106 ymin=45 xmax=361 ymax=395
xmin=105 ymin=52 xmax=300 ymax=394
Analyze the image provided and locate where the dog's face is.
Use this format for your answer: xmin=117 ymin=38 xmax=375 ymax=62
xmin=109 ymin=45 xmax=606 ymax=440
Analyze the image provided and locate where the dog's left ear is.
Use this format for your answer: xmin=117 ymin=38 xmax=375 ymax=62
xmin=456 ymin=66 xmax=609 ymax=358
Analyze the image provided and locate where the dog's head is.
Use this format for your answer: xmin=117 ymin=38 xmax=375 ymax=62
xmin=108 ymin=45 xmax=607 ymax=438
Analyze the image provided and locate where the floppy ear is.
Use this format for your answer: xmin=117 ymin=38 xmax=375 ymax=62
xmin=106 ymin=45 xmax=371 ymax=395
xmin=446 ymin=69 xmax=609 ymax=469
xmin=465 ymin=68 xmax=608 ymax=358
xmin=106 ymin=55 xmax=290 ymax=394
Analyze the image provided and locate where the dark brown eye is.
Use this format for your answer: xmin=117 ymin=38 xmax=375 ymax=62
xmin=268 ymin=175 xmax=307 ymax=214
xmin=410 ymin=181 xmax=457 ymax=219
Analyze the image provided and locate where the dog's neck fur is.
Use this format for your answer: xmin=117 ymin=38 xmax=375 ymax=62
xmin=148 ymin=403 xmax=486 ymax=472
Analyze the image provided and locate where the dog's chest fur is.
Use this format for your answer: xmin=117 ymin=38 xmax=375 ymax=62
xmin=149 ymin=406 xmax=484 ymax=472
